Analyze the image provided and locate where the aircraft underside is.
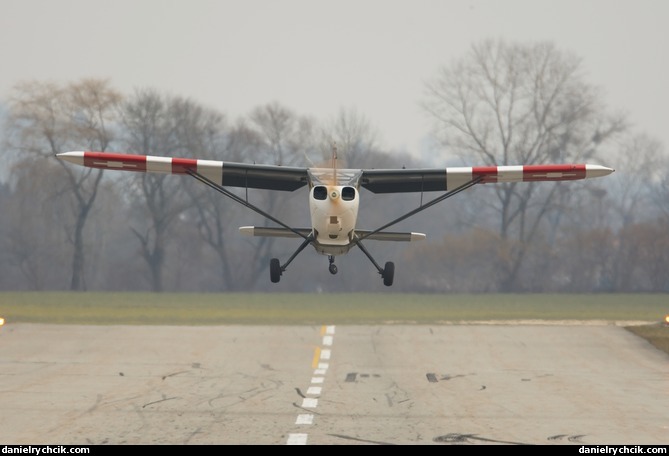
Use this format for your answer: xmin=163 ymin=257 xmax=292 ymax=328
xmin=266 ymin=233 xmax=397 ymax=287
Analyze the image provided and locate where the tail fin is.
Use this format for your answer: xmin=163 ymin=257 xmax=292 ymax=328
xmin=332 ymin=142 xmax=338 ymax=186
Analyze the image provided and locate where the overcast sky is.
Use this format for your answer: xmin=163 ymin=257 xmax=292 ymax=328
xmin=1 ymin=0 xmax=667 ymax=161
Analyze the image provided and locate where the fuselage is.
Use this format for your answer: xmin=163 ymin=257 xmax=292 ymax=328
xmin=307 ymin=168 xmax=362 ymax=255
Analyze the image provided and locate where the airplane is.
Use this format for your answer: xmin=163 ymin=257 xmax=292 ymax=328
xmin=56 ymin=149 xmax=614 ymax=286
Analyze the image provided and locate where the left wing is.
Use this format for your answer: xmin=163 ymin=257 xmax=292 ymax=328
xmin=57 ymin=151 xmax=614 ymax=193
xmin=359 ymin=164 xmax=614 ymax=193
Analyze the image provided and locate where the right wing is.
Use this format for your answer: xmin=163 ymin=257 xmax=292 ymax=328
xmin=56 ymin=151 xmax=310 ymax=192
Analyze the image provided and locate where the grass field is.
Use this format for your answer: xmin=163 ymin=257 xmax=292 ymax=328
xmin=0 ymin=292 xmax=667 ymax=354
xmin=0 ymin=292 xmax=667 ymax=324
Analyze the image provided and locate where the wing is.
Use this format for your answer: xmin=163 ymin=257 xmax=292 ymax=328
xmin=57 ymin=151 xmax=614 ymax=194
xmin=56 ymin=151 xmax=309 ymax=191
xmin=360 ymin=164 xmax=614 ymax=193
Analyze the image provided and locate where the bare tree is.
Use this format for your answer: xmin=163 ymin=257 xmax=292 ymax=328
xmin=652 ymin=153 xmax=669 ymax=219
xmin=608 ymin=133 xmax=664 ymax=225
xmin=422 ymin=39 xmax=625 ymax=291
xmin=119 ymin=89 xmax=226 ymax=291
xmin=176 ymin=108 xmax=255 ymax=290
xmin=1 ymin=160 xmax=71 ymax=289
xmin=596 ymin=133 xmax=664 ymax=290
xmin=5 ymin=79 xmax=121 ymax=290
xmin=238 ymin=103 xmax=318 ymax=285
xmin=319 ymin=107 xmax=380 ymax=168
xmin=248 ymin=102 xmax=316 ymax=166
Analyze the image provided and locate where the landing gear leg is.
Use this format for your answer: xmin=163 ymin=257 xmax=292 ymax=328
xmin=269 ymin=235 xmax=314 ymax=284
xmin=328 ymin=255 xmax=338 ymax=275
xmin=354 ymin=238 xmax=394 ymax=287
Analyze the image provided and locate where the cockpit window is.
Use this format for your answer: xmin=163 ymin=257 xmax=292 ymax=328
xmin=308 ymin=168 xmax=363 ymax=186
xmin=342 ymin=186 xmax=356 ymax=201
xmin=313 ymin=186 xmax=327 ymax=200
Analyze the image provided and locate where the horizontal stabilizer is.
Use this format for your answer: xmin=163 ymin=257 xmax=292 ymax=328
xmin=239 ymin=226 xmax=312 ymax=238
xmin=239 ymin=226 xmax=425 ymax=242
xmin=355 ymin=230 xmax=426 ymax=242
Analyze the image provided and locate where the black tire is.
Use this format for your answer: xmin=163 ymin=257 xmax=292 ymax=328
xmin=270 ymin=258 xmax=281 ymax=283
xmin=382 ymin=261 xmax=395 ymax=287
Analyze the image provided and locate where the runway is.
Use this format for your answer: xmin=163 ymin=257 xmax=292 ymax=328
xmin=0 ymin=322 xmax=667 ymax=445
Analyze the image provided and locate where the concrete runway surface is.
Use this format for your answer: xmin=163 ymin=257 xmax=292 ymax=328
xmin=0 ymin=322 xmax=667 ymax=445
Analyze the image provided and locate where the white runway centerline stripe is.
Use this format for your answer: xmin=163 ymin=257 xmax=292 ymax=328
xmin=306 ymin=386 xmax=322 ymax=395
xmin=295 ymin=414 xmax=314 ymax=425
xmin=287 ymin=433 xmax=308 ymax=445
xmin=286 ymin=324 xmax=336 ymax=445
xmin=301 ymin=397 xmax=318 ymax=408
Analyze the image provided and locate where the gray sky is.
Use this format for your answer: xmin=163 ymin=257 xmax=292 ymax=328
xmin=1 ymin=0 xmax=667 ymax=160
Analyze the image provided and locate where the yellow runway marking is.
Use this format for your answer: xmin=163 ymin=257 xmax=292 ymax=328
xmin=312 ymin=346 xmax=321 ymax=369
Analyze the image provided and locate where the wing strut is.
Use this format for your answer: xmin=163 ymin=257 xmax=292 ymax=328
xmin=186 ymin=167 xmax=319 ymax=282
xmin=184 ymin=168 xmax=310 ymax=241
xmin=356 ymin=175 xmax=484 ymax=242
xmin=271 ymin=235 xmax=314 ymax=283
xmin=349 ymin=175 xmax=484 ymax=286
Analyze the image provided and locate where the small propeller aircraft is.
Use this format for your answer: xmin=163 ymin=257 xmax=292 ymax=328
xmin=57 ymin=149 xmax=614 ymax=286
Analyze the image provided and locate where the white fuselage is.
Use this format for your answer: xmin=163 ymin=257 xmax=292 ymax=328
xmin=309 ymin=184 xmax=359 ymax=255
xmin=307 ymin=165 xmax=362 ymax=256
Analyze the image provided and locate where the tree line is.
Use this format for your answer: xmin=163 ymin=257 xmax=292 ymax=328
xmin=1 ymin=39 xmax=668 ymax=293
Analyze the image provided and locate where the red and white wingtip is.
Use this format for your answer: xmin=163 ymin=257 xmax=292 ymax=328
xmin=56 ymin=151 xmax=224 ymax=185
xmin=493 ymin=163 xmax=615 ymax=182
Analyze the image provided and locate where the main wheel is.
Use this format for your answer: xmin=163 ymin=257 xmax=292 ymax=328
xmin=382 ymin=261 xmax=395 ymax=287
xmin=270 ymin=258 xmax=282 ymax=283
